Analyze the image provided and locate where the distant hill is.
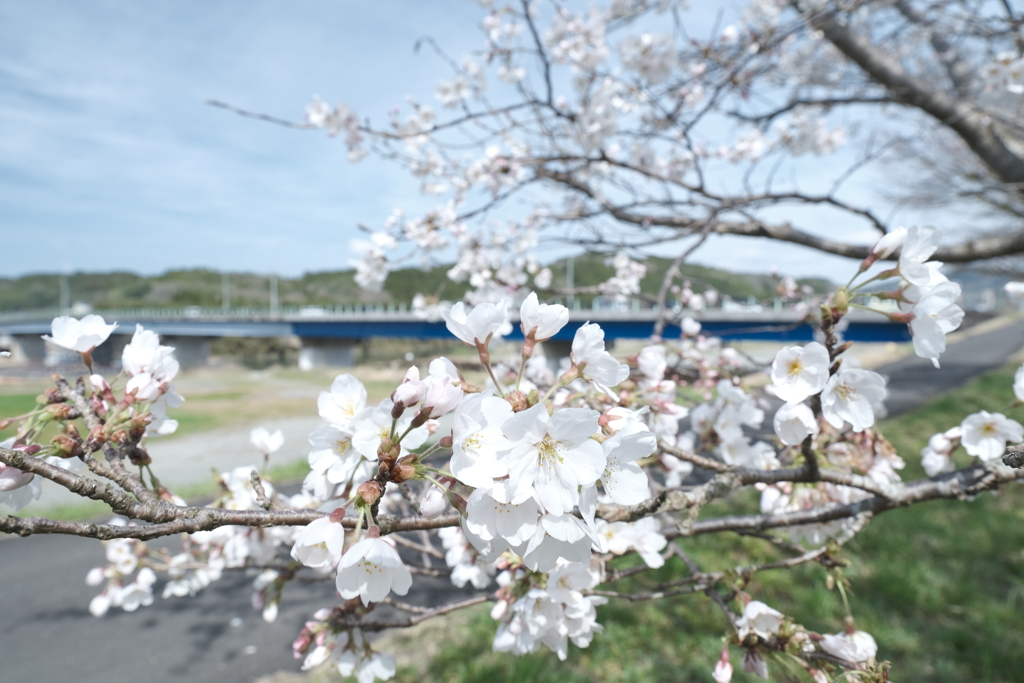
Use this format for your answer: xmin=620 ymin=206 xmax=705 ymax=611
xmin=0 ymin=256 xmax=832 ymax=313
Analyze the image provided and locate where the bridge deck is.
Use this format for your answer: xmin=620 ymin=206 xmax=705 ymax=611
xmin=0 ymin=308 xmax=910 ymax=343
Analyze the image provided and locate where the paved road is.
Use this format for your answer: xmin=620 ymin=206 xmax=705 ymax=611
xmin=2 ymin=319 xmax=1021 ymax=683
xmin=875 ymin=318 xmax=1024 ymax=416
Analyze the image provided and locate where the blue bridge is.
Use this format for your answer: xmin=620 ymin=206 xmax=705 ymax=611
xmin=0 ymin=305 xmax=910 ymax=369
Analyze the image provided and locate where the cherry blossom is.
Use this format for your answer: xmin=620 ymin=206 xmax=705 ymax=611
xmin=418 ymin=374 xmax=463 ymax=419
xmin=598 ymin=416 xmax=656 ymax=505
xmin=502 ymin=403 xmax=605 ymax=514
xmin=736 ymin=600 xmax=785 ymax=641
xmin=570 ymin=323 xmax=629 ymax=393
xmin=42 ymin=314 xmax=117 ymax=354
xmin=336 ymin=536 xmax=413 ymax=606
xmin=821 ymin=369 xmax=887 ymax=432
xmin=122 ymin=325 xmax=180 ymax=401
xmin=960 ymin=411 xmax=1024 ymax=462
xmin=903 ymin=280 xmax=964 ymax=367
xmin=820 ymin=630 xmax=878 ymax=664
xmin=449 ymin=394 xmax=514 ymax=489
xmin=773 ymin=402 xmax=819 ymax=446
xmin=250 ymin=427 xmax=284 ymax=455
xmin=769 ymin=342 xmax=830 ymax=404
xmin=519 ymin=292 xmax=569 ymax=341
xmin=290 ymin=518 xmax=346 ymax=570
xmin=1014 ymin=364 xmax=1024 ymax=403
xmin=443 ymin=300 xmax=509 ymax=346
xmin=898 ymin=226 xmax=943 ymax=287
xmin=871 ymin=226 xmax=907 ymax=259
xmin=318 ymin=374 xmax=368 ymax=431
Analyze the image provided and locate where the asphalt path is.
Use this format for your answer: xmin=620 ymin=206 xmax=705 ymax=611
xmin=1 ymin=319 xmax=1022 ymax=683
xmin=874 ymin=318 xmax=1024 ymax=417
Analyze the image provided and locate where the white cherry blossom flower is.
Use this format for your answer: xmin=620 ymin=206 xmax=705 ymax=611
xmin=1014 ymin=364 xmax=1024 ymax=403
xmin=121 ymin=325 xmax=180 ymax=401
xmin=571 ymin=322 xmax=629 ymax=393
xmin=443 ymin=300 xmax=508 ymax=346
xmin=336 ymin=536 xmax=413 ymax=606
xmin=920 ymin=446 xmax=955 ymax=477
xmin=960 ymin=411 xmax=1024 ymax=461
xmin=520 ymin=292 xmax=569 ymax=341
xmin=820 ymin=630 xmax=878 ymax=663
xmin=464 ymin=483 xmax=541 ymax=547
xmin=391 ymin=366 xmax=426 ymax=408
xmin=290 ymin=517 xmax=346 ymax=569
xmin=43 ymin=315 xmax=117 ymax=353
xmin=117 ymin=567 xmax=156 ymax=612
xmin=773 ymin=402 xmax=819 ymax=446
xmin=250 ymin=427 xmax=284 ymax=455
xmin=516 ymin=513 xmax=596 ymax=572
xmin=0 ymin=462 xmax=34 ymax=493
xmin=318 ymin=374 xmax=367 ymax=431
xmin=450 ymin=394 xmax=514 ymax=488
xmin=599 ymin=417 xmax=656 ymax=505
xmin=502 ymin=403 xmax=605 ymax=514
xmin=637 ymin=345 xmax=667 ymax=382
xmin=898 ymin=225 xmax=942 ymax=286
xmin=419 ymin=374 xmax=462 ymax=419
xmin=821 ymin=369 xmax=887 ymax=432
xmin=0 ymin=459 xmax=41 ymax=510
xmin=769 ymin=342 xmax=830 ymax=404
xmin=903 ymin=280 xmax=964 ymax=367
xmin=736 ymin=600 xmax=784 ymax=641
xmin=335 ymin=631 xmax=397 ymax=683
xmin=681 ymin=316 xmax=702 ymax=336
xmin=871 ymin=226 xmax=907 ymax=258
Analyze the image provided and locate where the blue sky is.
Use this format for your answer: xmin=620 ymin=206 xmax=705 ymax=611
xmin=0 ymin=1 xmax=949 ymax=282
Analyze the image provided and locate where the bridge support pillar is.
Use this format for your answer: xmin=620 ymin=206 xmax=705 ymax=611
xmin=298 ymin=338 xmax=357 ymax=369
xmin=536 ymin=339 xmax=574 ymax=377
xmin=91 ymin=334 xmax=130 ymax=369
xmin=161 ymin=336 xmax=212 ymax=370
xmin=7 ymin=334 xmax=48 ymax=366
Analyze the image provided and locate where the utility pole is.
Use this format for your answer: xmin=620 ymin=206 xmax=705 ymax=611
xmin=270 ymin=274 xmax=279 ymax=316
xmin=566 ymin=256 xmax=575 ymax=309
xmin=222 ymin=272 xmax=230 ymax=313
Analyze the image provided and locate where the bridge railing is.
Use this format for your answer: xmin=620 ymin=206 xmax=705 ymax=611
xmin=0 ymin=296 xmax=844 ymax=324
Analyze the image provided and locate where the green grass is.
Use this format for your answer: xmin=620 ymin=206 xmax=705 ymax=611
xmin=402 ymin=363 xmax=1024 ymax=683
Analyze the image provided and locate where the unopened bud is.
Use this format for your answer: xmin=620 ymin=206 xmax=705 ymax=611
xmin=0 ymin=416 xmax=17 ymax=431
xmin=14 ymin=444 xmax=42 ymax=456
xmin=390 ymin=457 xmax=419 ymax=483
xmin=377 ymin=438 xmax=400 ymax=466
xmin=39 ymin=388 xmax=63 ymax=405
xmin=43 ymin=403 xmax=81 ymax=421
xmin=447 ymin=491 xmax=468 ymax=516
xmin=128 ymin=447 xmax=151 ymax=467
xmin=830 ymin=288 xmax=850 ymax=314
xmin=86 ymin=424 xmax=107 ymax=453
xmin=355 ymin=480 xmax=384 ymax=507
xmin=50 ymin=433 xmax=82 ymax=459
xmin=438 ymin=435 xmax=453 ymax=449
xmin=505 ymin=390 xmax=528 ymax=412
